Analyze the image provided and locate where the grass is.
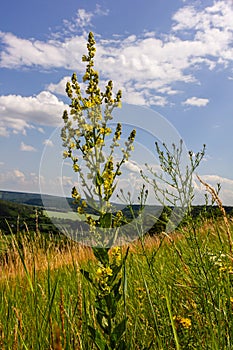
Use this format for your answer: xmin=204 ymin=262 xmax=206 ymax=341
xmin=1 ymin=214 xmax=233 ymax=349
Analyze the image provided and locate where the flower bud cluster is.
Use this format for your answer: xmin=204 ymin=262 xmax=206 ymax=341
xmin=111 ymin=246 xmax=122 ymax=266
xmin=96 ymin=265 xmax=113 ymax=295
xmin=61 ymin=32 xmax=136 ymax=235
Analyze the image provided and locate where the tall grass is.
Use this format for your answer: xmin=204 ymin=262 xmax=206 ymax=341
xmin=0 ymin=214 xmax=233 ymax=349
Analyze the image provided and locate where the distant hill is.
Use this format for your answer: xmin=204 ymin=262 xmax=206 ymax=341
xmin=0 ymin=190 xmax=75 ymax=210
xmin=0 ymin=189 xmax=233 ymax=236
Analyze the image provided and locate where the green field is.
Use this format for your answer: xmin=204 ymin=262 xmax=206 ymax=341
xmin=1 ymin=212 xmax=233 ymax=349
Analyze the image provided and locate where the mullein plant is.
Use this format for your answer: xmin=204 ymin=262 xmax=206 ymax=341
xmin=61 ymin=32 xmax=135 ymax=349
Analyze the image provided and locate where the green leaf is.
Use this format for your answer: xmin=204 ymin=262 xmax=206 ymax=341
xmin=88 ymin=326 xmax=107 ymax=350
xmin=96 ymin=171 xmax=104 ymax=186
xmin=80 ymin=269 xmax=93 ymax=284
xmin=117 ymin=339 xmax=129 ymax=350
xmin=112 ymin=278 xmax=122 ymax=302
xmin=100 ymin=212 xmax=112 ymax=228
xmin=112 ymin=318 xmax=127 ymax=343
xmin=93 ymin=247 xmax=109 ymax=265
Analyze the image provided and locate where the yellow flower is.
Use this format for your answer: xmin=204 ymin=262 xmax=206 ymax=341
xmin=111 ymin=246 xmax=121 ymax=266
xmin=180 ymin=317 xmax=191 ymax=329
xmin=73 ymin=164 xmax=80 ymax=172
xmin=96 ymin=138 xmax=104 ymax=146
xmin=105 ymin=266 xmax=113 ymax=276
xmin=63 ymin=151 xmax=70 ymax=158
xmin=173 ymin=316 xmax=192 ymax=329
xmin=96 ymin=267 xmax=103 ymax=276
xmin=77 ymin=207 xmax=84 ymax=214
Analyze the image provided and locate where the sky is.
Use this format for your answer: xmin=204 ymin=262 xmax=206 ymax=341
xmin=0 ymin=0 xmax=233 ymax=205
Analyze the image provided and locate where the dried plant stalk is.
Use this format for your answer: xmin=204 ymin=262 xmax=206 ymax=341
xmin=197 ymin=174 xmax=233 ymax=254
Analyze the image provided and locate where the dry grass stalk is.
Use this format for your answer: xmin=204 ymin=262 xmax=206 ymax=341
xmin=59 ymin=288 xmax=66 ymax=348
xmin=49 ymin=316 xmax=54 ymax=350
xmin=54 ymin=324 xmax=62 ymax=350
xmin=0 ymin=322 xmax=5 ymax=350
xmin=197 ymin=174 xmax=233 ymax=254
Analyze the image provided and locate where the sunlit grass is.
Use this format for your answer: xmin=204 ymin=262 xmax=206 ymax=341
xmin=0 ymin=216 xmax=233 ymax=349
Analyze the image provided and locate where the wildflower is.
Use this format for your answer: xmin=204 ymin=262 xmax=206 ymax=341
xmin=70 ymin=141 xmax=76 ymax=149
xmin=63 ymin=151 xmax=70 ymax=158
xmin=111 ymin=246 xmax=122 ymax=266
xmin=105 ymin=266 xmax=113 ymax=276
xmin=71 ymin=187 xmax=81 ymax=201
xmin=77 ymin=206 xmax=84 ymax=214
xmin=96 ymin=138 xmax=104 ymax=146
xmin=173 ymin=315 xmax=192 ymax=329
xmin=73 ymin=164 xmax=80 ymax=172
xmin=97 ymin=267 xmax=103 ymax=277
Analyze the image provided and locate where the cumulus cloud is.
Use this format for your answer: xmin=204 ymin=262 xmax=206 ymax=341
xmin=0 ymin=91 xmax=68 ymax=135
xmin=193 ymin=174 xmax=233 ymax=205
xmin=0 ymin=1 xmax=232 ymax=107
xmin=76 ymin=9 xmax=93 ymax=28
xmin=0 ymin=126 xmax=9 ymax=137
xmin=38 ymin=127 xmax=45 ymax=134
xmin=123 ymin=160 xmax=142 ymax=173
xmin=60 ymin=5 xmax=109 ymax=36
xmin=0 ymin=1 xmax=233 ymax=108
xmin=0 ymin=169 xmax=41 ymax=192
xmin=20 ymin=142 xmax=37 ymax=152
xmin=183 ymin=97 xmax=209 ymax=107
xmin=43 ymin=139 xmax=54 ymax=147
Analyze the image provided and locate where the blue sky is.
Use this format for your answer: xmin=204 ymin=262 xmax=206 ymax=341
xmin=0 ymin=0 xmax=233 ymax=205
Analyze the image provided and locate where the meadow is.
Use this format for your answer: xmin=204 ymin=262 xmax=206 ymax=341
xmin=1 ymin=32 xmax=233 ymax=349
xmin=1 ymin=211 xmax=233 ymax=349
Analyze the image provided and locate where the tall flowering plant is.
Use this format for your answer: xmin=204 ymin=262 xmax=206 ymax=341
xmin=61 ymin=32 xmax=136 ymax=246
xmin=61 ymin=32 xmax=135 ymax=349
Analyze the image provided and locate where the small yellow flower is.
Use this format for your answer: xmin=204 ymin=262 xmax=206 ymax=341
xmin=180 ymin=317 xmax=191 ymax=329
xmin=96 ymin=138 xmax=104 ymax=146
xmin=111 ymin=246 xmax=121 ymax=266
xmin=173 ymin=316 xmax=191 ymax=329
xmin=96 ymin=267 xmax=103 ymax=276
xmin=82 ymin=200 xmax=87 ymax=208
xmin=73 ymin=164 xmax=80 ymax=172
xmin=77 ymin=207 xmax=84 ymax=214
xmin=63 ymin=151 xmax=70 ymax=158
xmin=105 ymin=266 xmax=113 ymax=276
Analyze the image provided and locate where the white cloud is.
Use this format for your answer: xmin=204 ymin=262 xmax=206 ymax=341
xmin=43 ymin=139 xmax=54 ymax=147
xmin=76 ymin=9 xmax=93 ymax=28
xmin=13 ymin=169 xmax=25 ymax=178
xmin=0 ymin=126 xmax=9 ymax=137
xmin=0 ymin=1 xmax=233 ymax=107
xmin=201 ymin=174 xmax=233 ymax=187
xmin=194 ymin=174 xmax=233 ymax=205
xmin=183 ymin=97 xmax=209 ymax=107
xmin=0 ymin=31 xmax=87 ymax=70
xmin=123 ymin=160 xmax=141 ymax=173
xmin=20 ymin=142 xmax=37 ymax=152
xmin=52 ymin=5 xmax=109 ymax=40
xmin=0 ymin=91 xmax=68 ymax=135
xmin=38 ymin=127 xmax=45 ymax=134
xmin=0 ymin=169 xmax=40 ymax=192
xmin=47 ymin=76 xmax=70 ymax=95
